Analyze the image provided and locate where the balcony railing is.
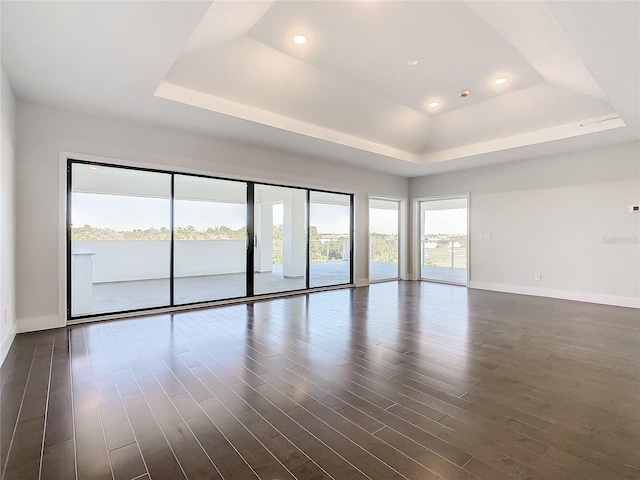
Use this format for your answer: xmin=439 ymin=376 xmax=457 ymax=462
xmin=423 ymin=245 xmax=467 ymax=269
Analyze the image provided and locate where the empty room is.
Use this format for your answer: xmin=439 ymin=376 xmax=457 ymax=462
xmin=1 ymin=1 xmax=638 ymax=480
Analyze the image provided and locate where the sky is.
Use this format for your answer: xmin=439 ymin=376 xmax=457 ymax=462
xmin=369 ymin=208 xmax=398 ymax=235
xmin=72 ymin=193 xmax=465 ymax=235
xmin=423 ymin=209 xmax=467 ymax=235
xmin=72 ymin=193 xmax=352 ymax=234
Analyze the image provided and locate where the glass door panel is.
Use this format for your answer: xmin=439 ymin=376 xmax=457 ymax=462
xmin=70 ymin=163 xmax=171 ymax=316
xmin=420 ymin=197 xmax=468 ymax=285
xmin=254 ymin=185 xmax=307 ymax=295
xmin=69 ymin=160 xmax=358 ymax=319
xmin=309 ymin=191 xmax=352 ymax=287
xmin=369 ymin=198 xmax=399 ymax=281
xmin=174 ymin=175 xmax=247 ymax=304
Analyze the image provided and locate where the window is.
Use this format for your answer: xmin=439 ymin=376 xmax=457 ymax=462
xmin=70 ymin=164 xmax=171 ymax=315
xmin=67 ymin=160 xmax=354 ymax=319
xmin=174 ymin=175 xmax=248 ymax=304
xmin=419 ymin=196 xmax=468 ymax=285
xmin=369 ymin=198 xmax=399 ymax=281
xmin=309 ymin=191 xmax=352 ymax=288
xmin=254 ymin=184 xmax=307 ymax=295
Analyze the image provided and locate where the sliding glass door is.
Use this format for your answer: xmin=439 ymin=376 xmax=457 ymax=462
xmin=309 ymin=191 xmax=352 ymax=288
xmin=70 ymin=164 xmax=171 ymax=316
xmin=419 ymin=196 xmax=468 ymax=285
xmin=68 ymin=160 xmax=353 ymax=320
xmin=174 ymin=175 xmax=247 ymax=304
xmin=369 ymin=198 xmax=399 ymax=281
xmin=254 ymin=184 xmax=307 ymax=295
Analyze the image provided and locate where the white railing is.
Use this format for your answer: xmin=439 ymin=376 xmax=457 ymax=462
xmin=423 ymin=245 xmax=467 ymax=269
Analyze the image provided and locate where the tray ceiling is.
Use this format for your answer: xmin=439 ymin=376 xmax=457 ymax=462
xmin=2 ymin=1 xmax=638 ymax=176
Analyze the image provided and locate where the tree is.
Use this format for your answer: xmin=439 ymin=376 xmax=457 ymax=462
xmin=72 ymin=225 xmax=246 ymax=241
xmin=370 ymin=233 xmax=398 ymax=263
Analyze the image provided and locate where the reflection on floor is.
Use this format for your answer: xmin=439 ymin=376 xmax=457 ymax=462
xmin=4 ymin=282 xmax=638 ymax=480
xmin=90 ymin=261 xmax=354 ymax=315
xmin=421 ymin=266 xmax=467 ymax=284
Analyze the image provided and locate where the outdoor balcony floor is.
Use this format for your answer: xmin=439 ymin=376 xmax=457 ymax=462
xmin=80 ymin=262 xmax=462 ymax=317
xmin=87 ymin=262 xmax=358 ymax=316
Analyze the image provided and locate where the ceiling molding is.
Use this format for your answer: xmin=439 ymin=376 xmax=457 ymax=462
xmin=155 ymin=81 xmax=421 ymax=163
xmin=157 ymin=81 xmax=624 ymax=166
xmin=420 ymin=114 xmax=625 ymax=165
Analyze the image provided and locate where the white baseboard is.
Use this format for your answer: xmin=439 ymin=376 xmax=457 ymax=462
xmin=0 ymin=322 xmax=17 ymax=367
xmin=17 ymin=314 xmax=65 ymax=334
xmin=355 ymin=278 xmax=370 ymax=288
xmin=469 ymin=281 xmax=640 ymax=308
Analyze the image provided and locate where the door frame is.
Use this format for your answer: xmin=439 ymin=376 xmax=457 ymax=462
xmin=413 ymin=193 xmax=470 ymax=286
xmin=367 ymin=195 xmax=406 ymax=283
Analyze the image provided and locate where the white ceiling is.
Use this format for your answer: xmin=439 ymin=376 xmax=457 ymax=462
xmin=2 ymin=1 xmax=638 ymax=177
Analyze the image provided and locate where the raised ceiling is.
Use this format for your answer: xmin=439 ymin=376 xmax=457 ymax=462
xmin=2 ymin=1 xmax=638 ymax=177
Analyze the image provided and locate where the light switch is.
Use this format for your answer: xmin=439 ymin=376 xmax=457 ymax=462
xmin=480 ymin=233 xmax=491 ymax=240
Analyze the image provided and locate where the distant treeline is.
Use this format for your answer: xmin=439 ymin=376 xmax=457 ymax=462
xmin=71 ymin=224 xmax=246 ymax=241
xmin=72 ymin=225 xmax=397 ymax=264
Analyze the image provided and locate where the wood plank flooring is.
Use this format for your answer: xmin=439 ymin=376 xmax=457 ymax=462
xmin=1 ymin=281 xmax=638 ymax=480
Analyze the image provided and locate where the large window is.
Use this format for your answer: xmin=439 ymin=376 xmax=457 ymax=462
xmin=309 ymin=191 xmax=352 ymax=288
xmin=369 ymin=198 xmax=399 ymax=282
xmin=70 ymin=164 xmax=171 ymax=316
xmin=419 ymin=196 xmax=468 ymax=285
xmin=254 ymin=184 xmax=307 ymax=295
xmin=67 ymin=160 xmax=353 ymax=320
xmin=174 ymin=175 xmax=247 ymax=304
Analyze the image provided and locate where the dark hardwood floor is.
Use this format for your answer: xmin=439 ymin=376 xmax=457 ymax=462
xmin=1 ymin=281 xmax=638 ymax=480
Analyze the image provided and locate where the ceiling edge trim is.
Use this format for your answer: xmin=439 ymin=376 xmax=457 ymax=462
xmin=155 ymin=83 xmax=624 ymax=167
xmin=419 ymin=114 xmax=625 ymax=165
xmin=154 ymin=82 xmax=420 ymax=164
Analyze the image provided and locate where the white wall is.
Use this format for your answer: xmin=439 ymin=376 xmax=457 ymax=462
xmin=15 ymin=100 xmax=409 ymax=332
xmin=174 ymin=240 xmax=246 ymax=278
xmin=1 ymin=68 xmax=17 ymax=363
xmin=410 ymin=142 xmax=640 ymax=307
xmin=73 ymin=240 xmax=246 ymax=282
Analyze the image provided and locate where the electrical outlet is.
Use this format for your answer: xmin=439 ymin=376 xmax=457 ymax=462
xmin=630 ymin=205 xmax=639 ymax=213
xmin=534 ymin=273 xmax=541 ymax=281
xmin=480 ymin=233 xmax=491 ymax=240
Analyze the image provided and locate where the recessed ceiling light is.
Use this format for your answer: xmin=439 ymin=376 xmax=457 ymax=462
xmin=494 ymin=77 xmax=508 ymax=85
xmin=292 ymin=34 xmax=307 ymax=45
xmin=427 ymin=101 xmax=440 ymax=108
xmin=407 ymin=59 xmax=418 ymax=66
